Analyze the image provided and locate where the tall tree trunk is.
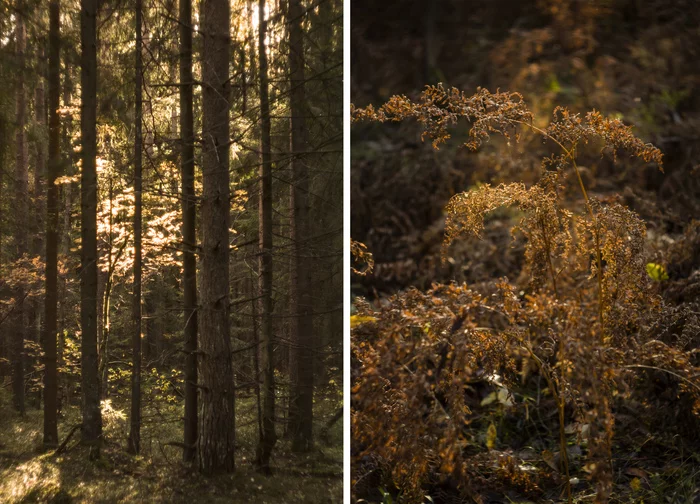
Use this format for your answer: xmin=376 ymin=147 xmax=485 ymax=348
xmin=287 ymin=0 xmax=314 ymax=453
xmin=43 ymin=0 xmax=61 ymax=449
xmin=127 ymin=0 xmax=143 ymax=455
xmin=0 ymin=114 xmax=3 ymax=270
xmin=199 ymin=0 xmax=234 ymax=474
xmin=80 ymin=0 xmax=102 ymax=460
xmin=99 ymin=178 xmax=113 ymax=399
xmin=179 ymin=0 xmax=197 ymax=457
xmin=60 ymin=76 xmax=73 ymax=259
xmin=244 ymin=0 xmax=256 ymax=116
xmin=30 ymin=45 xmax=47 ymax=374
xmin=57 ymin=73 xmax=73 ymax=416
xmin=34 ymin=53 xmax=46 ymax=258
xmin=0 ymin=114 xmax=5 ymax=379
xmin=12 ymin=5 xmax=27 ymax=416
xmin=255 ymin=0 xmax=277 ymax=473
xmin=250 ymin=268 xmax=262 ymax=443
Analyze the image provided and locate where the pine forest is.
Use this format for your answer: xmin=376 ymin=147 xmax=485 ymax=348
xmin=0 ymin=0 xmax=343 ymax=502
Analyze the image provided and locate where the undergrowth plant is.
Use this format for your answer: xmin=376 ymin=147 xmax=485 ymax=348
xmin=351 ymin=84 xmax=700 ymax=503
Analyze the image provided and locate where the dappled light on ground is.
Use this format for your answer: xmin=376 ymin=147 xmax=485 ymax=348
xmin=0 ymin=396 xmax=342 ymax=503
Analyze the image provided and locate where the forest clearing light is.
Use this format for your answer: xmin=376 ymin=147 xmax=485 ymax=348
xmin=0 ymin=14 xmax=14 ymax=47
xmin=250 ymin=0 xmax=271 ymax=46
xmin=231 ymin=141 xmax=242 ymax=159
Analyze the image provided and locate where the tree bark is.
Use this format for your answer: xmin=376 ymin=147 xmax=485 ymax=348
xmin=255 ymin=0 xmax=277 ymax=473
xmin=199 ymin=0 xmax=235 ymax=474
xmin=80 ymin=0 xmax=102 ymax=460
xmin=43 ymin=0 xmax=61 ymax=449
xmin=127 ymin=0 xmax=143 ymax=455
xmin=180 ymin=0 xmax=198 ymax=465
xmin=287 ymin=0 xmax=314 ymax=453
xmin=12 ymin=4 xmax=27 ymax=416
xmin=33 ymin=51 xmax=46 ymax=259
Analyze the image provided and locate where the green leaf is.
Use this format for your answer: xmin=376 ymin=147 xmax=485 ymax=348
xmin=646 ymin=262 xmax=668 ymax=282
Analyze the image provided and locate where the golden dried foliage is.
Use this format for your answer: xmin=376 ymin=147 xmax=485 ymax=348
xmin=352 ymin=84 xmax=532 ymax=151
xmin=351 ymin=239 xmax=375 ymax=276
xmin=352 ymin=86 xmax=698 ymax=503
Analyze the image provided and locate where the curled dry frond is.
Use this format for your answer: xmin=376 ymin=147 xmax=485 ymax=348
xmin=444 ymin=179 xmax=575 ymax=292
xmin=351 ymin=239 xmax=375 ymax=276
xmin=544 ymin=107 xmax=664 ymax=171
xmin=352 ymin=83 xmax=532 ymax=150
xmin=353 ymin=85 xmax=663 ymax=174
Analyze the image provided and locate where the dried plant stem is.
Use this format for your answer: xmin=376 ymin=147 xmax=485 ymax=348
xmin=514 ymin=120 xmax=605 ymax=336
xmin=622 ymin=364 xmax=700 ymax=394
xmin=538 ymin=214 xmax=559 ymax=297
xmin=570 ymin=151 xmax=605 ymax=341
xmin=525 ymin=345 xmax=572 ymax=503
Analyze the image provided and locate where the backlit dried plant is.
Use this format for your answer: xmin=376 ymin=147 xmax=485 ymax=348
xmin=352 ymin=85 xmax=699 ymax=503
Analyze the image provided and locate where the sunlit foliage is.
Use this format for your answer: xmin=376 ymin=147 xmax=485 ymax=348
xmin=352 ymin=86 xmax=699 ymax=503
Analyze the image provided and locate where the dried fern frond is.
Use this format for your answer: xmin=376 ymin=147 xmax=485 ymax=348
xmin=443 ymin=183 xmax=529 ymax=243
xmin=544 ymin=107 xmax=664 ymax=171
xmin=443 ymin=181 xmax=575 ymax=292
xmin=352 ymin=83 xmax=532 ymax=150
xmin=351 ymin=86 xmax=699 ymax=504
xmin=351 ymin=239 xmax=375 ymax=276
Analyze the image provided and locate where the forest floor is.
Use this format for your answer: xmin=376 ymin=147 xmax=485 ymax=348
xmin=0 ymin=392 xmax=343 ymax=503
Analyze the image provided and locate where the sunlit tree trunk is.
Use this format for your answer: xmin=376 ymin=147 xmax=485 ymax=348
xmin=80 ymin=0 xmax=102 ymax=460
xmin=127 ymin=0 xmax=143 ymax=455
xmin=43 ymin=0 xmax=61 ymax=449
xmin=199 ymin=0 xmax=235 ymax=474
xmin=255 ymin=0 xmax=277 ymax=473
xmin=287 ymin=0 xmax=314 ymax=453
xmin=180 ymin=0 xmax=197 ymax=464
xmin=244 ymin=0 xmax=256 ymax=116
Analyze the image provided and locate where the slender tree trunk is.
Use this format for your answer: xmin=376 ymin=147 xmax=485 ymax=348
xmin=57 ymin=72 xmax=73 ymax=415
xmin=244 ymin=0 xmax=256 ymax=117
xmin=287 ymin=0 xmax=314 ymax=453
xmin=12 ymin=5 xmax=27 ymax=416
xmin=31 ymin=54 xmax=47 ymax=358
xmin=199 ymin=0 xmax=234 ymax=474
xmin=127 ymin=0 xmax=143 ymax=455
xmin=99 ymin=178 xmax=113 ymax=399
xmin=80 ymin=0 xmax=102 ymax=460
xmin=34 ymin=54 xmax=46 ymax=258
xmin=25 ymin=47 xmax=46 ymax=384
xmin=60 ymin=78 xmax=73 ymax=259
xmin=0 ymin=114 xmax=3 ymax=271
xmin=250 ymin=268 xmax=262 ymax=443
xmin=43 ymin=0 xmax=61 ymax=449
xmin=255 ymin=0 xmax=277 ymax=473
xmin=0 ymin=114 xmax=5 ymax=379
xmin=180 ymin=0 xmax=197 ymax=463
